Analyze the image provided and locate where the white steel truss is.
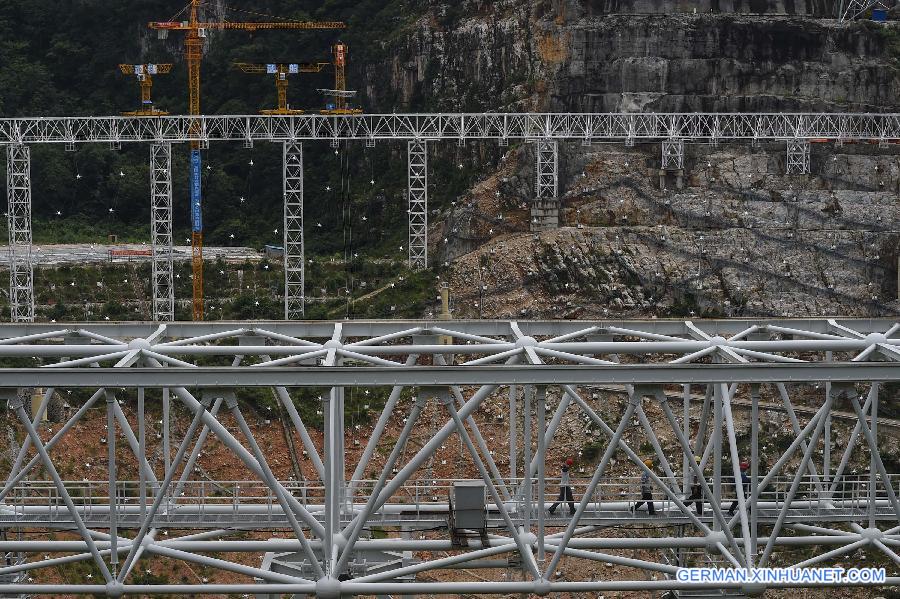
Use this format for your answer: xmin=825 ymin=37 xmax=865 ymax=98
xmin=536 ymin=139 xmax=559 ymax=198
xmin=839 ymin=0 xmax=896 ymax=21
xmin=662 ymin=138 xmax=685 ymax=170
xmin=283 ymin=142 xmax=304 ymax=319
xmin=786 ymin=138 xmax=812 ymax=174
xmin=5 ymin=145 xmax=33 ymax=323
xmin=0 ymin=319 xmax=895 ymax=595
xmin=150 ymin=143 xmax=174 ymax=322
xmin=1 ymin=113 xmax=899 ymax=145
xmin=408 ymin=139 xmax=427 ymax=270
xmin=533 ymin=139 xmax=559 ymax=231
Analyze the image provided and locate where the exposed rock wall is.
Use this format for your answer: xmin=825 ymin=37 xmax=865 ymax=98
xmin=368 ymin=2 xmax=899 ymax=113
xmin=582 ymin=0 xmax=837 ymax=15
xmin=437 ymin=142 xmax=899 ymax=319
xmin=362 ymin=0 xmax=900 ymax=320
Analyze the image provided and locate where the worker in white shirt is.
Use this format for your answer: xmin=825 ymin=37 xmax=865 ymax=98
xmin=548 ymin=458 xmax=576 ymax=516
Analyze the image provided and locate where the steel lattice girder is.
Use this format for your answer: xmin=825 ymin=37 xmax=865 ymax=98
xmin=662 ymin=138 xmax=685 ymax=170
xmin=5 ymin=145 xmax=34 ymax=323
xmin=407 ymin=139 xmax=427 ymax=270
xmin=150 ymin=143 xmax=174 ymax=322
xmin=0 ymin=319 xmax=896 ymax=595
xmin=786 ymin=138 xmax=811 ymax=175
xmin=535 ymin=139 xmax=558 ymax=200
xmin=283 ymin=142 xmax=305 ymax=320
xmin=1 ymin=113 xmax=900 ymax=145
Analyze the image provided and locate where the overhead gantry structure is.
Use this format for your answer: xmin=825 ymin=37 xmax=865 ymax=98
xmin=0 ymin=318 xmax=895 ymax=595
xmin=1 ymin=111 xmax=899 ymax=322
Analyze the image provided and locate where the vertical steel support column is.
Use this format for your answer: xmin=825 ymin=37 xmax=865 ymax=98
xmin=683 ymin=384 xmax=690 ymax=493
xmin=407 ymin=139 xmax=428 ymax=270
xmin=660 ymin=139 xmax=685 ymax=191
xmin=713 ymin=382 xmax=723 ymax=532
xmin=522 ymin=384 xmax=533 ymax=531
xmin=283 ymin=142 xmax=304 ymax=319
xmin=786 ymin=139 xmax=811 ymax=175
xmin=325 ymin=382 xmax=345 ymax=573
xmin=509 ymin=384 xmax=518 ymax=480
xmin=532 ymin=139 xmax=559 ymax=232
xmin=750 ymin=384 xmax=760 ymax=563
xmin=150 ymin=143 xmax=174 ymax=322
xmin=661 ymin=139 xmax=685 ymax=170
xmin=536 ymin=386 xmax=546 ymax=563
xmin=824 ymin=351 xmax=832 ymax=483
xmin=869 ymin=382 xmax=879 ymax=528
xmin=105 ymin=392 xmax=118 ymax=572
xmin=6 ymin=144 xmax=34 ymax=323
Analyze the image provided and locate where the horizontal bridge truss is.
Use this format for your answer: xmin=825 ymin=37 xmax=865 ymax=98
xmin=0 ymin=318 xmax=895 ymax=595
xmin=1 ymin=113 xmax=900 ymax=145
xmin=4 ymin=111 xmax=900 ymax=320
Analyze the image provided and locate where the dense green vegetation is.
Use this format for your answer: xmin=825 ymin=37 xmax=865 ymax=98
xmin=0 ymin=1 xmax=501 ymax=275
xmin=12 ymin=257 xmax=442 ymax=322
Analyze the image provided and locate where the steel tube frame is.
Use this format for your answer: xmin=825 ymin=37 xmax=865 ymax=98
xmin=3 ymin=113 xmax=900 ymax=144
xmin=282 ymin=141 xmax=304 ymax=319
xmin=407 ymin=139 xmax=427 ymax=270
xmin=150 ymin=143 xmax=174 ymax=322
xmin=5 ymin=144 xmax=33 ymax=323
xmin=0 ymin=319 xmax=891 ymax=595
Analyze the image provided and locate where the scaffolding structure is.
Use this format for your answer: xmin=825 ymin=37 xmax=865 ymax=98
xmin=0 ymin=319 xmax=894 ymax=594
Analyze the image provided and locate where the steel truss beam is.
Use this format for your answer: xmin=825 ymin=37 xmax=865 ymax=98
xmin=407 ymin=139 xmax=427 ymax=270
xmin=1 ymin=113 xmax=900 ymax=145
xmin=150 ymin=143 xmax=174 ymax=322
xmin=283 ymin=142 xmax=304 ymax=319
xmin=0 ymin=318 xmax=894 ymax=594
xmin=5 ymin=145 xmax=33 ymax=323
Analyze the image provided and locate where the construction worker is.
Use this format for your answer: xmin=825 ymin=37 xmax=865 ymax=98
xmin=549 ymin=458 xmax=576 ymax=516
xmin=728 ymin=461 xmax=751 ymax=516
xmin=687 ymin=455 xmax=704 ymax=515
xmin=631 ymin=458 xmax=656 ymax=515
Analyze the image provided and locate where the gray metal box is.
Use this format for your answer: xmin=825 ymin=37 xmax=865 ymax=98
xmin=451 ymin=480 xmax=486 ymax=530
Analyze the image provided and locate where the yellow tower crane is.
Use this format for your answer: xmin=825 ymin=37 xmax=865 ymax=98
xmin=149 ymin=0 xmax=346 ymax=321
xmin=234 ymin=62 xmax=329 ymax=115
xmin=320 ymin=42 xmax=363 ymax=115
xmin=118 ymin=63 xmax=173 ymax=116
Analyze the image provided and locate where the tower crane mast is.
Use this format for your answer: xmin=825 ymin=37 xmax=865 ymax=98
xmin=118 ymin=64 xmax=173 ymax=116
xmin=319 ymin=42 xmax=362 ymax=115
xmin=235 ymin=62 xmax=329 ymax=115
xmin=149 ymin=1 xmax=346 ymax=320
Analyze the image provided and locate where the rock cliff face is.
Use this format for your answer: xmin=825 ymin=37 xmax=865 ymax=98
xmin=368 ymin=1 xmax=898 ymax=113
xmin=437 ymin=141 xmax=899 ymax=319
xmin=364 ymin=1 xmax=899 ymax=320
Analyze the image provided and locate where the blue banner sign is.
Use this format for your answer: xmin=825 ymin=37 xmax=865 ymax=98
xmin=191 ymin=150 xmax=202 ymax=232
